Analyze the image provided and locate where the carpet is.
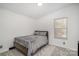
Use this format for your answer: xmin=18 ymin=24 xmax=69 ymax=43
xmin=0 ymin=45 xmax=77 ymax=56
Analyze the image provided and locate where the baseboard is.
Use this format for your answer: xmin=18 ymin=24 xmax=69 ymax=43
xmin=70 ymin=48 xmax=77 ymax=51
xmin=49 ymin=44 xmax=77 ymax=51
xmin=0 ymin=48 xmax=9 ymax=53
xmin=0 ymin=47 xmax=15 ymax=54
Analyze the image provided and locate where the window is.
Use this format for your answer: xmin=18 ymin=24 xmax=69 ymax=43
xmin=54 ymin=17 xmax=67 ymax=39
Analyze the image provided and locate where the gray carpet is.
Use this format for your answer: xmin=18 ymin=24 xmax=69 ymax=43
xmin=0 ymin=45 xmax=77 ymax=56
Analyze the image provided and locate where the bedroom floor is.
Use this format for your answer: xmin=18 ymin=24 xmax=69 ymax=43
xmin=0 ymin=45 xmax=77 ymax=56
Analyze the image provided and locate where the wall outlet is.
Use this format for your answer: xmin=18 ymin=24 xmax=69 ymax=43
xmin=0 ymin=45 xmax=2 ymax=48
xmin=63 ymin=42 xmax=66 ymax=45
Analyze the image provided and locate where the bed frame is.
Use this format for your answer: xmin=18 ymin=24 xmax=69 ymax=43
xmin=14 ymin=31 xmax=48 ymax=56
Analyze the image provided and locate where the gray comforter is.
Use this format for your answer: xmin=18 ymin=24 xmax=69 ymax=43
xmin=15 ymin=35 xmax=47 ymax=56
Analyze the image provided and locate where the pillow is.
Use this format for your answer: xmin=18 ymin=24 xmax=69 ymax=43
xmin=34 ymin=32 xmax=39 ymax=35
xmin=39 ymin=32 xmax=46 ymax=36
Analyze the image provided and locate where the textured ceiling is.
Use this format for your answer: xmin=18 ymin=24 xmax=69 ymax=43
xmin=0 ymin=3 xmax=71 ymax=19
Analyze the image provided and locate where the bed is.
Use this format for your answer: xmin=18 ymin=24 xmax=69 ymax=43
xmin=14 ymin=31 xmax=48 ymax=56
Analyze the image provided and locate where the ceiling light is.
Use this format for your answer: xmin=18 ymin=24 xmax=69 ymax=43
xmin=37 ymin=3 xmax=43 ymax=6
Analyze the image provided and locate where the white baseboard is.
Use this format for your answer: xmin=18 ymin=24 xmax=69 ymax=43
xmin=49 ymin=43 xmax=77 ymax=51
xmin=0 ymin=48 xmax=9 ymax=53
xmin=68 ymin=47 xmax=77 ymax=51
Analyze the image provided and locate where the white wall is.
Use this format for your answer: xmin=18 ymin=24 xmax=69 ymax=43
xmin=0 ymin=8 xmax=36 ymax=53
xmin=36 ymin=4 xmax=79 ymax=51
